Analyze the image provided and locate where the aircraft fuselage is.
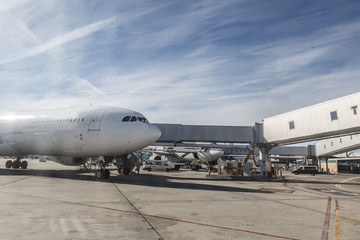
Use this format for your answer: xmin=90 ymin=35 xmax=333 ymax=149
xmin=0 ymin=106 xmax=161 ymax=162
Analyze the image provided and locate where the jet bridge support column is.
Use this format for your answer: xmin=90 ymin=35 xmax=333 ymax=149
xmin=259 ymin=147 xmax=272 ymax=177
xmin=254 ymin=123 xmax=272 ymax=177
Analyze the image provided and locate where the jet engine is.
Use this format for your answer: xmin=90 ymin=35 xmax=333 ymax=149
xmin=48 ymin=156 xmax=86 ymax=166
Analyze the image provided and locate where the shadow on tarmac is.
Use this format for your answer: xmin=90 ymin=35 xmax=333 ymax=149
xmin=1 ymin=167 xmax=358 ymax=193
xmin=0 ymin=168 xmax=272 ymax=193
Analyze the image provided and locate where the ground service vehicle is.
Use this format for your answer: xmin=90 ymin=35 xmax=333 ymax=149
xmin=292 ymin=166 xmax=318 ymax=175
xmin=143 ymin=160 xmax=174 ymax=172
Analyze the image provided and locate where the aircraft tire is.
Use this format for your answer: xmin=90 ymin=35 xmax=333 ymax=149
xmin=5 ymin=160 xmax=12 ymax=169
xmin=21 ymin=161 xmax=28 ymax=169
xmin=147 ymin=168 xmax=152 ymax=172
xmin=96 ymin=169 xmax=104 ymax=179
xmin=12 ymin=160 xmax=21 ymax=169
xmin=104 ymin=169 xmax=110 ymax=179
xmin=123 ymin=167 xmax=130 ymax=175
xmin=166 ymin=168 xmax=170 ymax=172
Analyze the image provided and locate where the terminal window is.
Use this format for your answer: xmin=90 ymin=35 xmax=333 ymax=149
xmin=330 ymin=111 xmax=338 ymax=121
xmin=289 ymin=121 xmax=295 ymax=130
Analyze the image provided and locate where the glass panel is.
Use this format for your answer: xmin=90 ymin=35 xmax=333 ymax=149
xmin=122 ymin=116 xmax=131 ymax=122
xmin=330 ymin=111 xmax=338 ymax=121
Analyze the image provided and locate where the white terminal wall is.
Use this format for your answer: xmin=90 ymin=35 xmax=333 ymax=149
xmin=263 ymin=92 xmax=360 ymax=144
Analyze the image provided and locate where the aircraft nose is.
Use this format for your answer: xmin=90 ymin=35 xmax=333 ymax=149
xmin=210 ymin=150 xmax=224 ymax=158
xmin=145 ymin=124 xmax=161 ymax=144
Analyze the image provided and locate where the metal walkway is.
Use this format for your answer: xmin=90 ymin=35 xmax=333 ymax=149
xmin=263 ymin=92 xmax=360 ymax=144
xmin=154 ymin=124 xmax=254 ymax=143
xmin=315 ymin=134 xmax=360 ymax=157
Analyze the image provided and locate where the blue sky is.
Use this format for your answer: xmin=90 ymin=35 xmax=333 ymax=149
xmin=1 ymin=0 xmax=360 ymax=125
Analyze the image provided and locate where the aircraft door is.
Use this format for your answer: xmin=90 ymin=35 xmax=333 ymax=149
xmin=88 ymin=110 xmax=106 ymax=131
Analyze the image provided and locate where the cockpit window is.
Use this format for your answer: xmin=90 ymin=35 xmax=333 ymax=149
xmin=137 ymin=117 xmax=149 ymax=123
xmin=122 ymin=115 xmax=148 ymax=123
xmin=122 ymin=116 xmax=131 ymax=122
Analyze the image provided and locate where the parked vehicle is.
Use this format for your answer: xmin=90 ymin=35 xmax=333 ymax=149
xmin=142 ymin=160 xmax=174 ymax=172
xmin=292 ymin=166 xmax=318 ymax=175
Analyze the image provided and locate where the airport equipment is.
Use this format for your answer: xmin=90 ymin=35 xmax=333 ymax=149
xmin=223 ymin=149 xmax=253 ymax=175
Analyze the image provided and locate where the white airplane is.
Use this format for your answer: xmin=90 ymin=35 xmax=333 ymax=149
xmin=197 ymin=149 xmax=224 ymax=163
xmin=145 ymin=146 xmax=224 ymax=170
xmin=0 ymin=106 xmax=161 ymax=179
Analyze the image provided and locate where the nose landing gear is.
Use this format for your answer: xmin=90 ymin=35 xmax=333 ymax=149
xmin=95 ymin=169 xmax=110 ymax=180
xmin=95 ymin=157 xmax=112 ymax=180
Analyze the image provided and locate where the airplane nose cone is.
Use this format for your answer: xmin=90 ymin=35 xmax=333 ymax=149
xmin=145 ymin=124 xmax=161 ymax=144
xmin=209 ymin=150 xmax=224 ymax=158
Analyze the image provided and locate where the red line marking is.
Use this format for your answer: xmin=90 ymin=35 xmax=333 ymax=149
xmin=321 ymin=196 xmax=332 ymax=240
xmin=2 ymin=191 xmax=300 ymax=240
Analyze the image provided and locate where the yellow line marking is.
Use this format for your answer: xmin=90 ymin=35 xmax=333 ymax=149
xmin=334 ymin=209 xmax=341 ymax=240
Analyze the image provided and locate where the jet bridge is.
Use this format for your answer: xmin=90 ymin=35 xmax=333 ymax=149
xmin=154 ymin=92 xmax=360 ymax=177
xmin=263 ymin=92 xmax=360 ymax=144
xmin=153 ymin=123 xmax=310 ymax=177
xmin=315 ymin=133 xmax=360 ymax=157
xmin=154 ymin=124 xmax=254 ymax=143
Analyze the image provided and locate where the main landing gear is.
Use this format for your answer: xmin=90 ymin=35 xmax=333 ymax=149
xmin=5 ymin=158 xmax=28 ymax=169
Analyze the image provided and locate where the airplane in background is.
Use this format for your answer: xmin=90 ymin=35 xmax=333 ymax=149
xmin=144 ymin=146 xmax=224 ymax=170
xmin=0 ymin=106 xmax=161 ymax=179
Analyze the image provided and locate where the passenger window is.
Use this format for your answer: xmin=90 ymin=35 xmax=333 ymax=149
xmin=130 ymin=116 xmax=137 ymax=122
xmin=289 ymin=121 xmax=295 ymax=130
xmin=155 ymin=162 xmax=161 ymax=165
xmin=330 ymin=111 xmax=338 ymax=121
xmin=122 ymin=116 xmax=131 ymax=122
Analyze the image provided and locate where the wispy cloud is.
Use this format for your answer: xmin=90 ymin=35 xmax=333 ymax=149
xmin=0 ymin=0 xmax=32 ymax=11
xmin=0 ymin=16 xmax=120 ymax=64
xmin=0 ymin=1 xmax=360 ymax=126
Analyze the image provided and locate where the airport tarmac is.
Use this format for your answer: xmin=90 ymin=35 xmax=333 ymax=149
xmin=0 ymin=159 xmax=359 ymax=240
